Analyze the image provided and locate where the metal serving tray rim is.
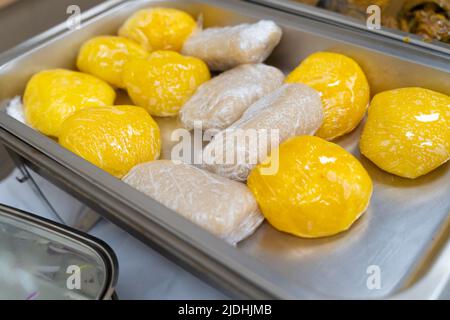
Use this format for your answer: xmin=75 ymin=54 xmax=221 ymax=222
xmin=247 ymin=0 xmax=450 ymax=57
xmin=0 ymin=0 xmax=449 ymax=299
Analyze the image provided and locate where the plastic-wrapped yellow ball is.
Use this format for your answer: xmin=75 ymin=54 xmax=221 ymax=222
xmin=247 ymin=136 xmax=372 ymax=238
xmin=24 ymin=69 xmax=116 ymax=137
xmin=59 ymin=105 xmax=161 ymax=178
xmin=360 ymin=87 xmax=450 ymax=179
xmin=286 ymin=52 xmax=370 ymax=140
xmin=123 ymin=50 xmax=210 ymax=117
xmin=77 ymin=36 xmax=149 ymax=88
xmin=118 ymin=7 xmax=197 ymax=52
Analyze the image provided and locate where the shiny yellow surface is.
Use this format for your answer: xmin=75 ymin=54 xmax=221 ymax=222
xmin=118 ymin=7 xmax=197 ymax=52
xmin=59 ymin=105 xmax=161 ymax=178
xmin=123 ymin=50 xmax=210 ymax=117
xmin=360 ymin=87 xmax=450 ymax=179
xmin=77 ymin=36 xmax=149 ymax=88
xmin=247 ymin=136 xmax=372 ymax=238
xmin=24 ymin=69 xmax=116 ymax=137
xmin=286 ymin=52 xmax=370 ymax=140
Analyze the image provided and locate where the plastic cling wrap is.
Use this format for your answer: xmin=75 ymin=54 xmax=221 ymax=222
xmin=122 ymin=160 xmax=264 ymax=245
xmin=202 ymin=83 xmax=323 ymax=181
xmin=182 ymin=20 xmax=282 ymax=71
xmin=179 ymin=64 xmax=284 ymax=131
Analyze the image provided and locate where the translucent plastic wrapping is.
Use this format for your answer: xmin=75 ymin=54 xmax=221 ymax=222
xmin=118 ymin=7 xmax=199 ymax=52
xmin=182 ymin=20 xmax=282 ymax=71
xmin=122 ymin=160 xmax=264 ymax=245
xmin=202 ymin=83 xmax=323 ymax=181
xmin=179 ymin=64 xmax=284 ymax=131
xmin=286 ymin=52 xmax=370 ymax=141
xmin=58 ymin=105 xmax=161 ymax=179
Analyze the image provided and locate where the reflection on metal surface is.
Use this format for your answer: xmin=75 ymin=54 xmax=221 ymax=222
xmin=0 ymin=144 xmax=14 ymax=181
xmin=249 ymin=0 xmax=450 ymax=55
xmin=0 ymin=0 xmax=17 ymax=9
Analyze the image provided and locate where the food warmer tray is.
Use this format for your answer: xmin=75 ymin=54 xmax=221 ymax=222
xmin=246 ymin=0 xmax=450 ymax=57
xmin=0 ymin=0 xmax=449 ymax=299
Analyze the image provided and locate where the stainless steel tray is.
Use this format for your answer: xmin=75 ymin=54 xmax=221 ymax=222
xmin=0 ymin=0 xmax=449 ymax=299
xmin=247 ymin=0 xmax=450 ymax=57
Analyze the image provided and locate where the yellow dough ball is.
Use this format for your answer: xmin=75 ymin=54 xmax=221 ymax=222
xmin=360 ymin=87 xmax=450 ymax=179
xmin=247 ymin=136 xmax=372 ymax=238
xmin=77 ymin=36 xmax=149 ymax=88
xmin=24 ymin=69 xmax=116 ymax=137
xmin=118 ymin=7 xmax=197 ymax=52
xmin=59 ymin=105 xmax=161 ymax=178
xmin=286 ymin=52 xmax=370 ymax=140
xmin=123 ymin=50 xmax=210 ymax=117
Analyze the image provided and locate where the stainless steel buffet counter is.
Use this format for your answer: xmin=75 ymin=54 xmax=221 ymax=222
xmin=0 ymin=0 xmax=449 ymax=299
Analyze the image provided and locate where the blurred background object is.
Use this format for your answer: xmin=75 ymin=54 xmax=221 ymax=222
xmin=0 ymin=0 xmax=105 ymax=53
xmin=0 ymin=0 xmax=17 ymax=9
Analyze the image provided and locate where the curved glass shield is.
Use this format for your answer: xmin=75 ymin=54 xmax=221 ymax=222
xmin=0 ymin=205 xmax=114 ymax=300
